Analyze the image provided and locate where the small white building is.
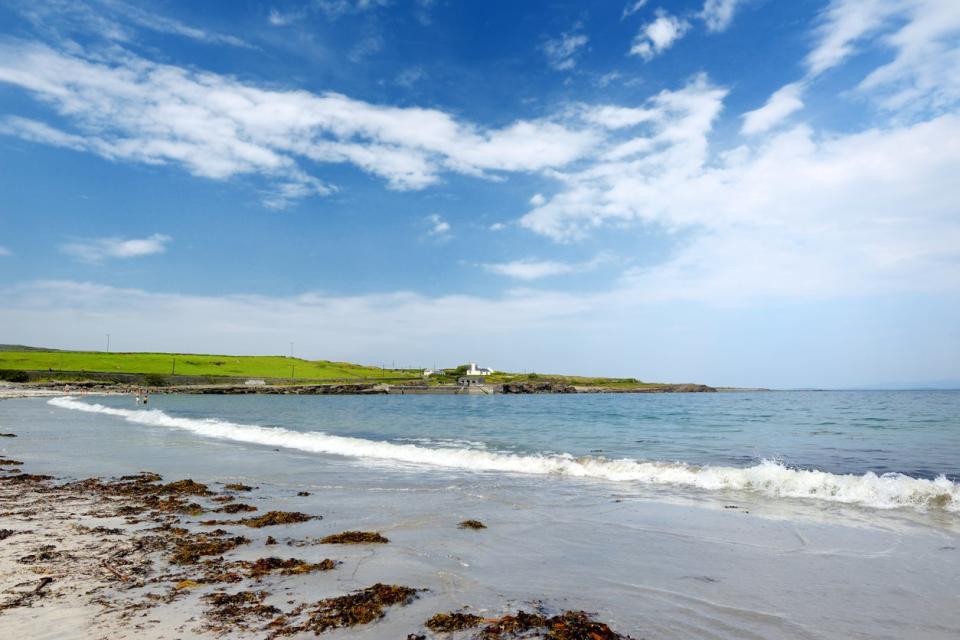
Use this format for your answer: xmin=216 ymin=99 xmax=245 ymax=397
xmin=244 ymin=379 xmax=266 ymax=386
xmin=458 ymin=363 xmax=494 ymax=386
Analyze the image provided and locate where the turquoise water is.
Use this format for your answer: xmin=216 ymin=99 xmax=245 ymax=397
xmin=133 ymin=390 xmax=960 ymax=479
xmin=10 ymin=390 xmax=959 ymax=513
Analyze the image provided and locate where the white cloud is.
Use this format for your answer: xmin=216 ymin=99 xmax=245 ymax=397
xmin=856 ymin=0 xmax=960 ymax=113
xmin=268 ymin=9 xmax=302 ymax=26
xmin=489 ymin=222 xmax=507 ymax=231
xmin=395 ymin=66 xmax=426 ymax=88
xmin=622 ymin=1 xmax=648 ymax=19
xmin=426 ymin=214 xmax=451 ymax=237
xmin=741 ymin=82 xmax=805 ymax=135
xmin=523 ymin=74 xmax=728 ymax=241
xmin=0 ymin=42 xmax=597 ymax=207
xmin=700 ymin=0 xmax=744 ymax=32
xmin=543 ymin=28 xmax=589 ymax=71
xmin=529 ymin=193 xmax=546 ymax=207
xmin=12 ymin=0 xmax=252 ymax=48
xmin=0 ymin=246 xmax=11 ymax=256
xmin=630 ymin=10 xmax=690 ymax=61
xmin=61 ymin=234 xmax=172 ymax=264
xmin=483 ymin=259 xmax=577 ymax=281
xmin=483 ymin=254 xmax=608 ymax=281
xmin=316 ymin=0 xmax=390 ymax=19
xmin=806 ymin=0 xmax=900 ymax=76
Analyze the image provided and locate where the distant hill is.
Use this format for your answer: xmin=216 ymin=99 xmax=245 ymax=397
xmin=0 ymin=344 xmax=60 ymax=352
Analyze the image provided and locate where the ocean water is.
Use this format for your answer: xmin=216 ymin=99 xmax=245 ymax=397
xmin=2 ymin=391 xmax=960 ymax=639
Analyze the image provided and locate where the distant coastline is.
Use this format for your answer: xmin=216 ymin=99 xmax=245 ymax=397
xmin=0 ymin=346 xmax=728 ymax=395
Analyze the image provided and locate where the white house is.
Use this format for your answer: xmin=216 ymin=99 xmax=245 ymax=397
xmin=458 ymin=363 xmax=494 ymax=386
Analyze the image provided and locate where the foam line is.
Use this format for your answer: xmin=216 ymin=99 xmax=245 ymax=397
xmin=49 ymin=397 xmax=958 ymax=512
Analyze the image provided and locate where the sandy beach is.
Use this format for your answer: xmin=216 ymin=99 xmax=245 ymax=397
xmin=1 ymin=452 xmax=628 ymax=639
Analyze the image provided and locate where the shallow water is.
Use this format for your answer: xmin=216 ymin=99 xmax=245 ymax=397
xmin=2 ymin=392 xmax=959 ymax=639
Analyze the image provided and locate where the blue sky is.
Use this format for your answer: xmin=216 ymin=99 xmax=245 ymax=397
xmin=1 ymin=0 xmax=959 ymax=388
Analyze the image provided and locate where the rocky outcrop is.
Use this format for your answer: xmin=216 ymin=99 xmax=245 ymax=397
xmin=500 ymin=382 xmax=578 ymax=394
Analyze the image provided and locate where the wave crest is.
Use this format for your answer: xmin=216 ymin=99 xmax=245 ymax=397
xmin=48 ymin=396 xmax=958 ymax=513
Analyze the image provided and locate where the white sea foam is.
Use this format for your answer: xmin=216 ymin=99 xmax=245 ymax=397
xmin=49 ymin=396 xmax=958 ymax=513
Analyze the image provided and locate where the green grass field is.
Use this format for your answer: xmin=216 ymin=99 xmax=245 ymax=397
xmin=0 ymin=350 xmax=421 ymax=382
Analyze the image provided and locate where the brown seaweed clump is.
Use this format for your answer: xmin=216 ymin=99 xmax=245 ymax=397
xmin=425 ymin=611 xmax=484 ymax=632
xmin=458 ymin=519 xmax=487 ymax=529
xmin=0 ymin=433 xmax=16 ymax=437
xmin=224 ymin=483 xmax=255 ymax=491
xmin=479 ymin=610 xmax=628 ymax=640
xmin=203 ymin=511 xmax=318 ymax=528
xmin=202 ymin=590 xmax=281 ymax=633
xmin=214 ymin=503 xmax=258 ymax=514
xmin=319 ymin=530 xmax=389 ymax=544
xmin=158 ymin=478 xmax=212 ymax=496
xmin=0 ymin=459 xmax=24 ymax=466
xmin=268 ymin=583 xmax=419 ymax=636
xmin=170 ymin=531 xmax=250 ymax=565
xmin=242 ymin=557 xmax=338 ymax=579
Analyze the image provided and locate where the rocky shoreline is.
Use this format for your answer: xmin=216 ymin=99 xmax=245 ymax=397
xmin=2 ymin=380 xmax=718 ymax=397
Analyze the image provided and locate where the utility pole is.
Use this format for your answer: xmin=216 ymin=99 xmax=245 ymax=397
xmin=106 ymin=334 xmax=110 ymax=352
xmin=172 ymin=358 xmax=176 ymax=375
xmin=291 ymin=364 xmax=295 ymax=380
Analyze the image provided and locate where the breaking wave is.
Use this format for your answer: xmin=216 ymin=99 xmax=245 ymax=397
xmin=49 ymin=396 xmax=958 ymax=513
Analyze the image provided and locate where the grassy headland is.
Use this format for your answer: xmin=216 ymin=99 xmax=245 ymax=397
xmin=0 ymin=349 xmax=420 ymax=382
xmin=0 ymin=347 xmax=702 ymax=390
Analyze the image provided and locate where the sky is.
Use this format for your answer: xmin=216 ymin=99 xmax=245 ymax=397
xmin=0 ymin=0 xmax=958 ymax=389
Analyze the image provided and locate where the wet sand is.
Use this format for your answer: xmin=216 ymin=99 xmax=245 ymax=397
xmin=0 ymin=465 xmax=627 ymax=639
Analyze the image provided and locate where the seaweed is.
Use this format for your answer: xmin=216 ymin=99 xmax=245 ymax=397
xmin=296 ymin=491 xmax=311 ymax=496
xmin=479 ymin=610 xmax=628 ymax=640
xmin=158 ymin=479 xmax=211 ymax=496
xmin=203 ymin=511 xmax=318 ymax=528
xmin=211 ymin=495 xmax=235 ymax=503
xmin=242 ymin=557 xmax=338 ymax=579
xmin=0 ymin=433 xmax=16 ymax=437
xmin=224 ymin=483 xmax=254 ymax=491
xmin=426 ymin=611 xmax=484 ymax=632
xmin=319 ymin=530 xmax=389 ymax=544
xmin=202 ymin=590 xmax=281 ymax=632
xmin=214 ymin=503 xmax=258 ymax=514
xmin=0 ymin=459 xmax=23 ymax=465
xmin=0 ymin=473 xmax=52 ymax=484
xmin=458 ymin=519 xmax=487 ymax=529
xmin=265 ymin=535 xmax=278 ymax=545
xmin=151 ymin=495 xmax=205 ymax=515
xmin=170 ymin=531 xmax=250 ymax=565
xmin=268 ymin=583 xmax=419 ymax=636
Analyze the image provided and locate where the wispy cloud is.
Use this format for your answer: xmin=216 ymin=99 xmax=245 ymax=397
xmin=426 ymin=214 xmax=451 ymax=238
xmin=395 ymin=66 xmax=426 ymax=88
xmin=630 ymin=10 xmax=690 ymax=61
xmin=0 ymin=246 xmax=11 ymax=257
xmin=543 ymin=27 xmax=589 ymax=71
xmin=0 ymin=41 xmax=596 ymax=207
xmin=483 ymin=255 xmax=607 ymax=281
xmin=700 ymin=0 xmax=745 ymax=33
xmin=316 ymin=0 xmax=390 ymax=19
xmin=61 ymin=234 xmax=172 ymax=263
xmin=12 ymin=0 xmax=253 ymax=48
xmin=741 ymin=81 xmax=805 ymax=134
xmin=622 ymin=1 xmax=648 ymax=20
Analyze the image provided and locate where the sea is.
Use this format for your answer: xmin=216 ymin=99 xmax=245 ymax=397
xmin=2 ymin=391 xmax=959 ymax=639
